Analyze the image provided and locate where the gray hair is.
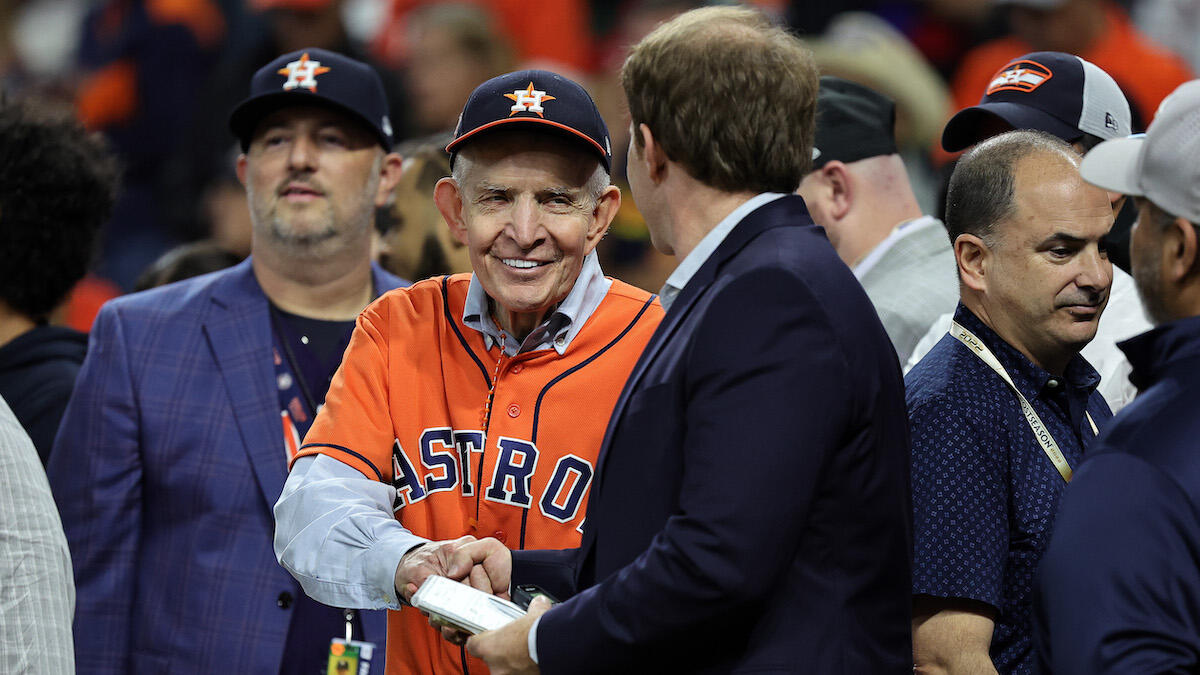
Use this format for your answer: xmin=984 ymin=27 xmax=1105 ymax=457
xmin=451 ymin=132 xmax=610 ymax=207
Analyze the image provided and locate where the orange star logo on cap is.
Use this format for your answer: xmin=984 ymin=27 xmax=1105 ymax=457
xmin=505 ymin=82 xmax=556 ymax=118
xmin=277 ymin=52 xmax=331 ymax=93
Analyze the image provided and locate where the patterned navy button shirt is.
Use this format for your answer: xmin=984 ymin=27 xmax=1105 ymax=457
xmin=905 ymin=303 xmax=1113 ymax=674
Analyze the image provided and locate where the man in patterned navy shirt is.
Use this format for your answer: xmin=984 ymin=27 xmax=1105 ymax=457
xmin=906 ymin=130 xmax=1115 ymax=674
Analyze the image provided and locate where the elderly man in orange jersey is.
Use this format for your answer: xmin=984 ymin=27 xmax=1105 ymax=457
xmin=273 ymin=69 xmax=663 ymax=674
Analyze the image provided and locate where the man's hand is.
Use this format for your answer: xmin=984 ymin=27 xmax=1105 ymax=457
xmin=437 ymin=537 xmax=513 ymax=645
xmin=912 ymin=598 xmax=998 ymax=675
xmin=451 ymin=537 xmax=513 ymax=598
xmin=467 ymin=595 xmax=552 ymax=675
xmin=394 ymin=535 xmax=479 ymax=602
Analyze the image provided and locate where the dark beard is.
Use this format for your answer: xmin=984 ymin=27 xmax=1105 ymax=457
xmin=270 ymin=220 xmax=338 ymax=252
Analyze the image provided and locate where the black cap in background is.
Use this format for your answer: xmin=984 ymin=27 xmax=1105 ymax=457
xmin=810 ymin=76 xmax=898 ymax=171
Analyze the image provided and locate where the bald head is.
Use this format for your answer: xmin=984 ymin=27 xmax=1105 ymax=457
xmin=796 ymin=153 xmax=922 ymax=265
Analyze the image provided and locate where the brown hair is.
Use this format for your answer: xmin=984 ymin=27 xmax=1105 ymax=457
xmin=620 ymin=5 xmax=818 ymax=194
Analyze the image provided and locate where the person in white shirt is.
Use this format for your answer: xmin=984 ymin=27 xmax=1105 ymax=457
xmin=797 ymin=76 xmax=958 ymax=364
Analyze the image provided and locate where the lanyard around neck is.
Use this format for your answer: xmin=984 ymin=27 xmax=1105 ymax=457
xmin=950 ymin=321 xmax=1098 ymax=483
xmin=268 ymin=304 xmax=321 ymax=417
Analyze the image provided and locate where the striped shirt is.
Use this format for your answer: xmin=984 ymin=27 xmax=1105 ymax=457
xmin=0 ymin=394 xmax=74 ymax=674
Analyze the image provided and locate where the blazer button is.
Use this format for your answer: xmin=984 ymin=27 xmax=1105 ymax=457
xmin=277 ymin=591 xmax=294 ymax=609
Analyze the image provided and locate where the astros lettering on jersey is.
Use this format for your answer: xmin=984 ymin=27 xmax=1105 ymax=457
xmin=293 ymin=273 xmax=662 ymax=674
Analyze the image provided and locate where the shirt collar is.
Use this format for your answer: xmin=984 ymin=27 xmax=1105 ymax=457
xmin=462 ymin=251 xmax=611 ymax=356
xmin=853 ymin=215 xmax=942 ymax=280
xmin=659 ymin=193 xmax=787 ymax=311
xmin=1119 ymin=314 xmax=1200 ymax=391
xmin=953 ymin=303 xmax=1101 ymax=400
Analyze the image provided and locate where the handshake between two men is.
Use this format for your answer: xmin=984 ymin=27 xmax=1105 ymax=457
xmin=397 ymin=536 xmax=546 ymax=675
xmin=274 ymin=8 xmax=915 ymax=674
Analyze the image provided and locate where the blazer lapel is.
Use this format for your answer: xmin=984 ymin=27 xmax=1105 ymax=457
xmin=605 ymin=276 xmax=708 ymax=429
xmin=202 ymin=259 xmax=287 ymax=509
xmin=583 ymin=197 xmax=814 ymax=563
xmin=604 ymin=195 xmax=810 ymax=444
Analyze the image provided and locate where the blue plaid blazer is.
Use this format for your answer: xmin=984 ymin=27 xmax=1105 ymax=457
xmin=48 ymin=258 xmax=403 ymax=674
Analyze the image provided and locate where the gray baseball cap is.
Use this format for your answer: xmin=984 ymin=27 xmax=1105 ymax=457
xmin=1080 ymin=79 xmax=1200 ymax=224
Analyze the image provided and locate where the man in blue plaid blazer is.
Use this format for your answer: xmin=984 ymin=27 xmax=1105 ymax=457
xmin=47 ymin=48 xmax=407 ymax=674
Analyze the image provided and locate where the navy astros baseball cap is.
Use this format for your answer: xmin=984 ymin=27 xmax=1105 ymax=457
xmin=811 ymin=76 xmax=898 ymax=171
xmin=446 ymin=69 xmax=612 ymax=172
xmin=229 ymin=47 xmax=393 ymax=151
xmin=941 ymin=51 xmax=1131 ymax=152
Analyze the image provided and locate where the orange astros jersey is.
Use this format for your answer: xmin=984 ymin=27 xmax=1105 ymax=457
xmin=294 ymin=273 xmax=663 ymax=675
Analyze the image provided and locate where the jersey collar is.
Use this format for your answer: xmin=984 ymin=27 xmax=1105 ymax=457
xmin=463 ymin=251 xmax=611 ymax=356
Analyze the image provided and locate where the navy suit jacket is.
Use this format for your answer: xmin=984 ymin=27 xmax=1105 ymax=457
xmin=513 ymin=196 xmax=913 ymax=673
xmin=48 ymin=258 xmax=403 ymax=674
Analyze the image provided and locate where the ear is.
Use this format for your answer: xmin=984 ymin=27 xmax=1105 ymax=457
xmin=235 ymin=154 xmax=248 ymax=187
xmin=822 ymin=162 xmax=853 ymax=221
xmin=636 ymin=123 xmax=668 ymax=184
xmin=1167 ymin=216 xmax=1200 ymax=283
xmin=583 ymin=184 xmax=622 ymax=255
xmin=954 ymin=233 xmax=991 ymax=293
xmin=433 ymin=177 xmax=469 ymax=247
xmin=374 ymin=152 xmax=404 ymax=207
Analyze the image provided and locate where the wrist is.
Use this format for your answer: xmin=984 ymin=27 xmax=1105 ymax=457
xmin=394 ymin=542 xmax=430 ymax=605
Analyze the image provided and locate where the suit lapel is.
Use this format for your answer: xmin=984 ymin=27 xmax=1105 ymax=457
xmin=202 ymin=259 xmax=287 ymax=509
xmin=604 ymin=196 xmax=810 ymax=438
xmin=591 ymin=196 xmax=811 ymax=500
xmin=603 ymin=278 xmax=706 ymax=433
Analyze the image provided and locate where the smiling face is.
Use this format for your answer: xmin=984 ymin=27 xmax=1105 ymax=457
xmin=238 ymin=105 xmax=389 ymax=260
xmin=434 ymin=131 xmax=620 ymax=339
xmin=981 ymin=151 xmax=1114 ymax=369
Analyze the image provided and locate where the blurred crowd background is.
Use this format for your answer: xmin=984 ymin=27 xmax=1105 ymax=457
xmin=6 ymin=0 xmax=1195 ymax=330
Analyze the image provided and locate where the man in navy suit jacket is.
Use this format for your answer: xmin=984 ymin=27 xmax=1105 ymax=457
xmin=463 ymin=6 xmax=913 ymax=673
xmin=48 ymin=49 xmax=409 ymax=674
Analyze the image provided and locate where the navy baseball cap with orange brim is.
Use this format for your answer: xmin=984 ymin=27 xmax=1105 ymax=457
xmin=446 ymin=70 xmax=612 ymax=172
xmin=229 ymin=47 xmax=393 ymax=152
